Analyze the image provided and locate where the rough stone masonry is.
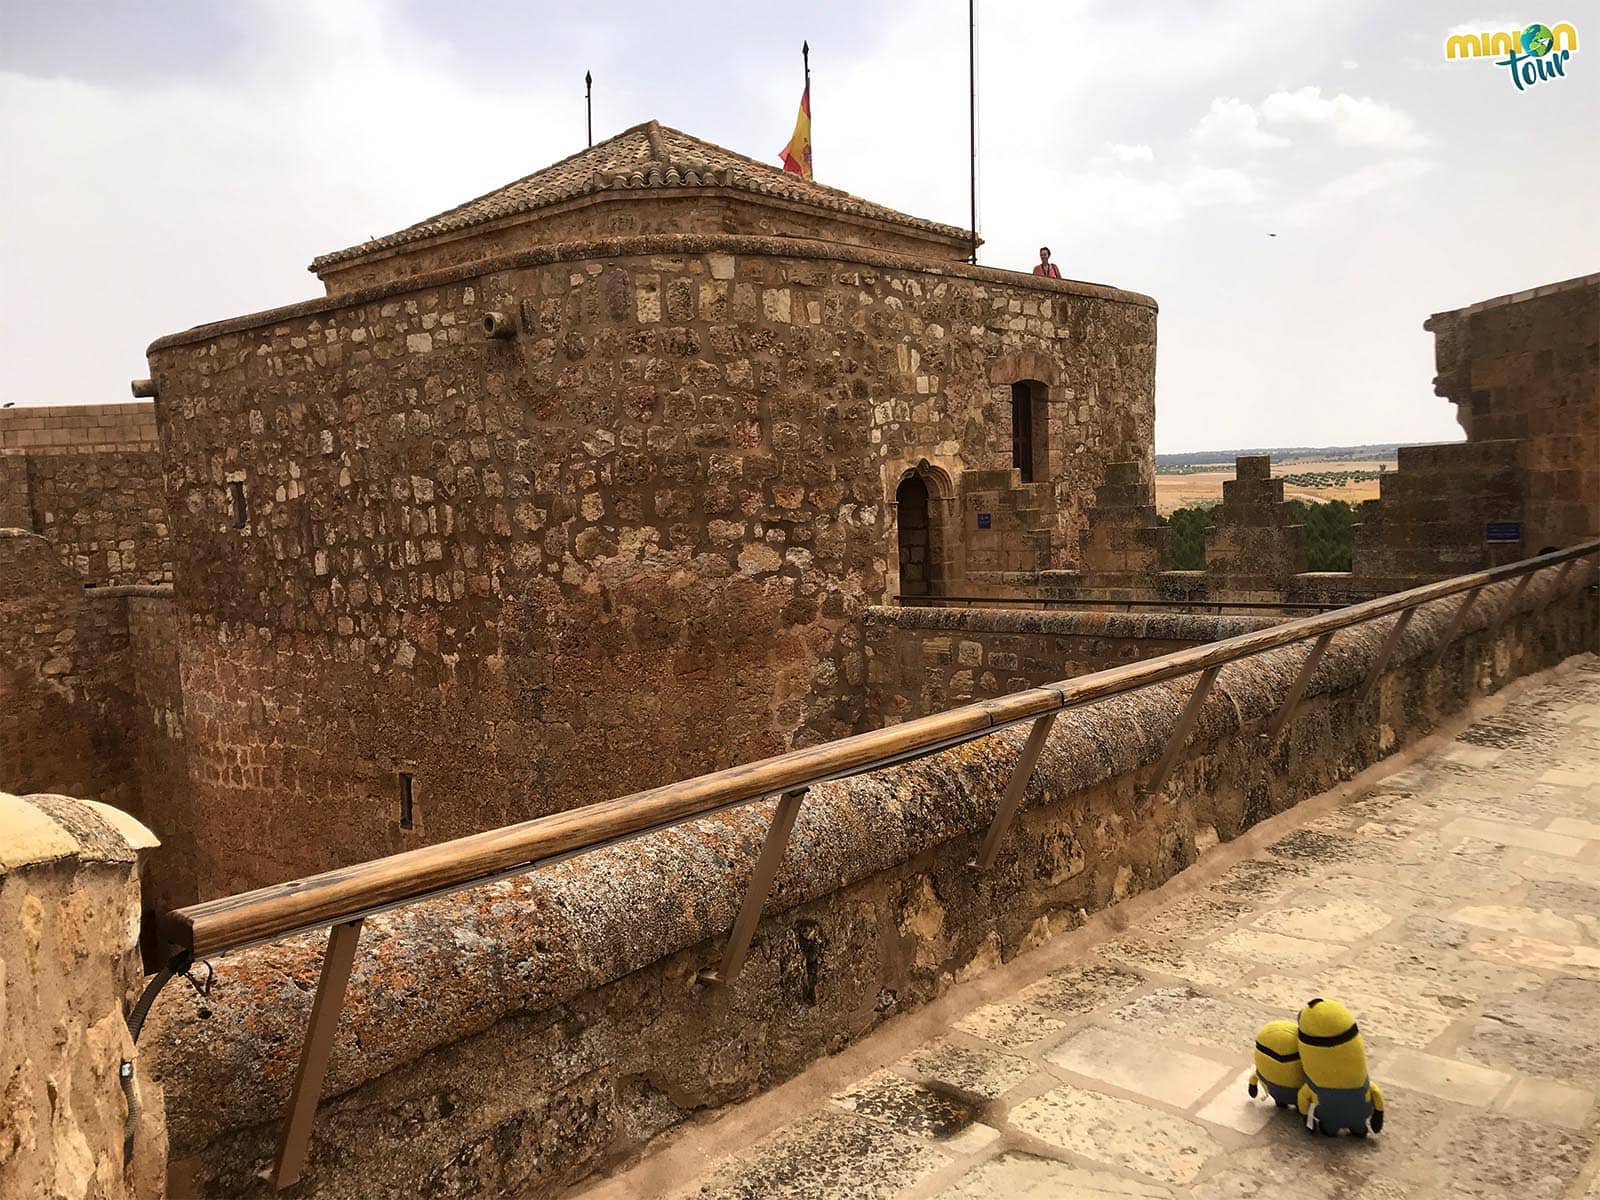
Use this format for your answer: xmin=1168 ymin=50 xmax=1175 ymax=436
xmin=138 ymin=122 xmax=1156 ymax=897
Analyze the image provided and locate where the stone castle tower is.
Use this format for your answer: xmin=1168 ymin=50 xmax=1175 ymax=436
xmin=133 ymin=120 xmax=1156 ymax=895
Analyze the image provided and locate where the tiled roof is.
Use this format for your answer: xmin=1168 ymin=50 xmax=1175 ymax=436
xmin=312 ymin=121 xmax=972 ymax=270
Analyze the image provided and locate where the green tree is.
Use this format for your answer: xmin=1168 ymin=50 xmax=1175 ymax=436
xmin=1286 ymin=499 xmax=1357 ymax=571
xmin=1158 ymin=505 xmax=1211 ymax=569
xmin=1157 ymin=499 xmax=1358 ymax=572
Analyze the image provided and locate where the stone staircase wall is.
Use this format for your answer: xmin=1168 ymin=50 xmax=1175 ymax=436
xmin=1077 ymin=461 xmax=1170 ymax=581
xmin=959 ymin=468 xmax=1056 ymax=577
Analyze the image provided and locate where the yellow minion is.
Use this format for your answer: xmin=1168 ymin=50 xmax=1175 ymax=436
xmin=1296 ymin=997 xmax=1385 ymax=1136
xmin=1247 ymin=1020 xmax=1304 ymax=1108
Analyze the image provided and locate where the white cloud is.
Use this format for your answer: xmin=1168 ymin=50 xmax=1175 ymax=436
xmin=1342 ymin=58 xmax=1360 ymax=70
xmin=1050 ymin=162 xmax=1262 ymax=234
xmin=1282 ymin=157 xmax=1435 ymax=225
xmin=1190 ymin=97 xmax=1291 ymax=150
xmin=7 ymin=0 xmax=1596 ymax=455
xmin=1447 ymin=18 xmax=1520 ymax=37
xmin=1107 ymin=142 xmax=1155 ymax=163
xmin=1180 ymin=166 xmax=1260 ymax=206
xmin=1260 ymin=86 xmax=1425 ymax=148
xmin=0 ymin=1 xmax=577 ymax=403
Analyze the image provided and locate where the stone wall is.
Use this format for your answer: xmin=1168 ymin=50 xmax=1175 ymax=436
xmin=22 ymin=450 xmax=172 ymax=586
xmin=1426 ymin=271 xmax=1599 ymax=553
xmin=1351 ymin=439 xmax=1524 ymax=588
xmin=0 ymin=790 xmax=164 ymax=1200
xmin=1006 ymin=456 xmax=1372 ymax=610
xmin=0 ymin=403 xmax=171 ymax=587
xmin=145 ymin=232 xmax=1156 ymax=896
xmin=144 ymin=563 xmax=1597 ymax=1198
xmin=0 ymin=530 xmax=191 ymax=911
xmin=1202 ymin=453 xmax=1307 ymax=595
xmin=0 ymin=530 xmax=137 ymax=805
xmin=126 ymin=597 xmax=196 ymax=913
xmin=0 ymin=403 xmax=158 ymax=453
xmin=863 ymin=606 xmax=1280 ymax=722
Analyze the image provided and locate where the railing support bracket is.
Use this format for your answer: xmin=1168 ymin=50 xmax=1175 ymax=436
xmin=975 ymin=712 xmax=1059 ymax=869
xmin=1429 ymin=586 xmax=1482 ymax=668
xmin=1262 ymin=632 xmax=1334 ymax=743
xmin=1359 ymin=607 xmax=1415 ymax=702
xmin=1502 ymin=570 xmax=1535 ymax=618
xmin=698 ymin=788 xmax=807 ymax=988
xmin=1139 ymin=665 xmax=1222 ymax=799
xmin=273 ymin=918 xmax=363 ymax=1190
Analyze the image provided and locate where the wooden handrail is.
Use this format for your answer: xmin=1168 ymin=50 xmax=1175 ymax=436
xmin=895 ymin=594 xmax=1340 ymax=611
xmin=161 ymin=540 xmax=1598 ymax=959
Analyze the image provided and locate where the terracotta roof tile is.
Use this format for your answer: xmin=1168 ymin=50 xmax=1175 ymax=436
xmin=312 ymin=120 xmax=971 ymax=270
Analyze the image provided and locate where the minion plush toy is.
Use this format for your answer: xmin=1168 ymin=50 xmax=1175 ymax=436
xmin=1296 ymin=997 xmax=1385 ymax=1136
xmin=1247 ymin=1020 xmax=1304 ymax=1108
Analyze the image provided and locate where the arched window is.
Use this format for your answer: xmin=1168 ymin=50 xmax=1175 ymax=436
xmin=897 ymin=474 xmax=931 ymax=598
xmin=1011 ymin=380 xmax=1049 ymax=483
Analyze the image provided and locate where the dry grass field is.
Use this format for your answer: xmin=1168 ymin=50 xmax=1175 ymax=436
xmin=1153 ymin=458 xmax=1396 ymax=515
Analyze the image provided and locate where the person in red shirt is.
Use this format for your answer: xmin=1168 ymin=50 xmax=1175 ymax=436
xmin=1032 ymin=247 xmax=1062 ymax=278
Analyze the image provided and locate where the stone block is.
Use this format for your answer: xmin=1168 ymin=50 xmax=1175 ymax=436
xmin=0 ymin=791 xmax=163 ymax=1200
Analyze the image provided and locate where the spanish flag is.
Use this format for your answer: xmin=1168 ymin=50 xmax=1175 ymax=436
xmin=780 ymin=83 xmax=812 ymax=179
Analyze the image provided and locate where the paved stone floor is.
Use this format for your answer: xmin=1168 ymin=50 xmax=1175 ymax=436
xmin=586 ymin=657 xmax=1600 ymax=1200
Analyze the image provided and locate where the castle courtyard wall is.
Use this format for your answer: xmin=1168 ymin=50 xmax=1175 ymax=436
xmin=145 ymin=233 xmax=1155 ymax=896
xmin=863 ymin=606 xmax=1280 ymax=721
xmin=0 ymin=530 xmax=191 ymax=910
xmin=0 ymin=403 xmax=172 ymax=586
xmin=0 ymin=530 xmax=138 ymax=805
xmin=142 ymin=563 xmax=1597 ymax=1198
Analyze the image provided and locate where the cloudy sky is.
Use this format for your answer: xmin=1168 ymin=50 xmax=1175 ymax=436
xmin=1 ymin=1 xmax=1594 ymax=451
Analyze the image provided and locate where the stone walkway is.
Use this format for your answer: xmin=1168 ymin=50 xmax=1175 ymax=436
xmin=584 ymin=656 xmax=1600 ymax=1200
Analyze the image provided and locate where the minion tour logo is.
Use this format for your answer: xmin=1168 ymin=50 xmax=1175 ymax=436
xmin=1446 ymin=22 xmax=1579 ymax=91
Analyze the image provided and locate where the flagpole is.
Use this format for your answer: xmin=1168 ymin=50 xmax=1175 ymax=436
xmin=969 ymin=0 xmax=978 ymax=264
xmin=803 ymin=41 xmax=811 ymax=172
xmin=585 ymin=70 xmax=593 ymax=147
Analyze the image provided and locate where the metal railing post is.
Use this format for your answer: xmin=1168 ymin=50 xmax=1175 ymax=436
xmin=1262 ymin=631 xmax=1334 ymax=743
xmin=698 ymin=788 xmax=807 ymax=988
xmin=1139 ymin=664 xmax=1223 ymax=798
xmin=1507 ymin=570 xmax=1536 ymax=611
xmin=1359 ymin=607 xmax=1415 ymax=701
xmin=273 ymin=918 xmax=363 ymax=1190
xmin=1429 ymin=586 xmax=1482 ymax=668
xmin=976 ymin=712 xmax=1059 ymax=869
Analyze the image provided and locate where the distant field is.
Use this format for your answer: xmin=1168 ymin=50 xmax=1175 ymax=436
xmin=1154 ymin=459 xmax=1396 ymax=515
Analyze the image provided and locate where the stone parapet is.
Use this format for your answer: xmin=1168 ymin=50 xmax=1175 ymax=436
xmin=865 ymin=605 xmax=1280 ymax=720
xmin=1353 ymin=439 xmax=1524 ymax=588
xmin=145 ymin=565 xmax=1597 ymax=1196
xmin=1077 ymin=461 xmax=1170 ymax=580
xmin=1204 ymin=454 xmax=1307 ymax=593
xmin=0 ymin=791 xmax=163 ymax=1200
xmin=0 ymin=404 xmax=159 ymax=453
xmin=149 ymin=232 xmax=1157 ymax=356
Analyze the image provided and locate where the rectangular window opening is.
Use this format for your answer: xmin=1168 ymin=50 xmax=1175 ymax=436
xmin=227 ymin=480 xmax=248 ymax=529
xmin=398 ymin=772 xmax=415 ymax=830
